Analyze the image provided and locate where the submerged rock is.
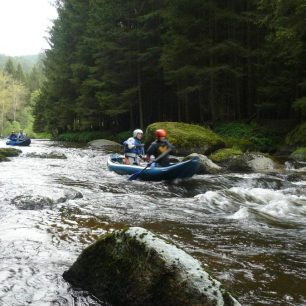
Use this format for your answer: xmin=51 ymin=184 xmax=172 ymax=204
xmin=63 ymin=227 xmax=241 ymax=306
xmin=183 ymin=153 xmax=223 ymax=174
xmin=26 ymin=151 xmax=67 ymax=159
xmin=145 ymin=122 xmax=225 ymax=155
xmin=0 ymin=148 xmax=22 ymax=162
xmin=11 ymin=195 xmax=54 ymax=210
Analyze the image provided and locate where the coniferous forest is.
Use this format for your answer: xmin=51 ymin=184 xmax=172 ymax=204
xmin=0 ymin=56 xmax=43 ymax=137
xmin=34 ymin=0 xmax=306 ymax=134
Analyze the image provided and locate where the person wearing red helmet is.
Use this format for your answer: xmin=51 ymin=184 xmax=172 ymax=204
xmin=146 ymin=129 xmax=173 ymax=167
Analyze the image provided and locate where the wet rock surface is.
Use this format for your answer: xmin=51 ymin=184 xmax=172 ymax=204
xmin=0 ymin=148 xmax=22 ymax=161
xmin=217 ymin=152 xmax=276 ymax=172
xmin=25 ymin=151 xmax=67 ymax=159
xmin=183 ymin=153 xmax=223 ymax=174
xmin=11 ymin=195 xmax=54 ymax=210
xmin=64 ymin=227 xmax=241 ymax=306
xmin=88 ymin=139 xmax=121 ymax=149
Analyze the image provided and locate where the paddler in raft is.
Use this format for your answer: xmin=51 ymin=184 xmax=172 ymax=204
xmin=8 ymin=130 xmax=17 ymax=141
xmin=146 ymin=129 xmax=174 ymax=167
xmin=123 ymin=129 xmax=145 ymax=165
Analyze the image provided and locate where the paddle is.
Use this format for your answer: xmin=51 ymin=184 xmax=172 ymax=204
xmin=128 ymin=148 xmax=172 ymax=181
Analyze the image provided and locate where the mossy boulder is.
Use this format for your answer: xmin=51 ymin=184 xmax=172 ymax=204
xmin=183 ymin=153 xmax=223 ymax=174
xmin=0 ymin=154 xmax=8 ymax=162
xmin=63 ymin=227 xmax=241 ymax=306
xmin=290 ymin=148 xmax=306 ymax=161
xmin=286 ymin=122 xmax=306 ymax=147
xmin=145 ymin=122 xmax=225 ymax=155
xmin=0 ymin=148 xmax=22 ymax=162
xmin=210 ymin=149 xmax=275 ymax=172
xmin=210 ymin=148 xmax=243 ymax=164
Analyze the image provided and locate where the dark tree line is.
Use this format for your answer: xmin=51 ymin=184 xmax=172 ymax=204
xmin=34 ymin=0 xmax=306 ymax=134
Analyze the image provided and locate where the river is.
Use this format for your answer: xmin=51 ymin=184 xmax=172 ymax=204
xmin=0 ymin=139 xmax=305 ymax=306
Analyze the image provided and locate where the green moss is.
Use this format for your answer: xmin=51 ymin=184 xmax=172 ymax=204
xmin=286 ymin=122 xmax=306 ymax=147
xmin=145 ymin=122 xmax=225 ymax=154
xmin=290 ymin=147 xmax=306 ymax=161
xmin=0 ymin=148 xmax=22 ymax=157
xmin=209 ymin=148 xmax=243 ymax=163
xmin=0 ymin=154 xmax=9 ymax=162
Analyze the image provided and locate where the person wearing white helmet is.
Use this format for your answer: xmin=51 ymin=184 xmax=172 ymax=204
xmin=123 ymin=129 xmax=144 ymax=165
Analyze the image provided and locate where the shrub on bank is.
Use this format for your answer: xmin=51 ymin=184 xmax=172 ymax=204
xmin=55 ymin=130 xmax=131 ymax=144
xmin=286 ymin=122 xmax=306 ymax=147
xmin=214 ymin=122 xmax=281 ymax=152
xmin=290 ymin=147 xmax=306 ymax=161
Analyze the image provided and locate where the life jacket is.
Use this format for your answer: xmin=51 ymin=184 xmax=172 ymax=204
xmin=123 ymin=137 xmax=144 ymax=156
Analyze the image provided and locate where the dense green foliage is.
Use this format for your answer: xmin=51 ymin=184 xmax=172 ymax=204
xmin=214 ymin=122 xmax=281 ymax=151
xmin=33 ymin=0 xmax=306 ymax=140
xmin=0 ymin=55 xmax=43 ymax=137
xmin=286 ymin=122 xmax=306 ymax=146
xmin=290 ymin=147 xmax=306 ymax=161
xmin=0 ymin=54 xmax=40 ymax=73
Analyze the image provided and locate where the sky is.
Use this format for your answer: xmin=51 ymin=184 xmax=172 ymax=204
xmin=0 ymin=0 xmax=58 ymax=56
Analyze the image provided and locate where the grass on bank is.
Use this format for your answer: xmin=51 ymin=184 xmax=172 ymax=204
xmin=55 ymin=130 xmax=131 ymax=144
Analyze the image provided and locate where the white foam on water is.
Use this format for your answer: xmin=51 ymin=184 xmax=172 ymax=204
xmin=227 ymin=207 xmax=249 ymax=220
xmin=229 ymin=187 xmax=306 ymax=223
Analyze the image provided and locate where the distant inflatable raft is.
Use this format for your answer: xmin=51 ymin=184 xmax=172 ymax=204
xmin=6 ymin=138 xmax=31 ymax=146
xmin=107 ymin=154 xmax=199 ymax=181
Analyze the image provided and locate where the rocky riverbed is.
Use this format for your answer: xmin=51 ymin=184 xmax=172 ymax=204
xmin=0 ymin=139 xmax=305 ymax=305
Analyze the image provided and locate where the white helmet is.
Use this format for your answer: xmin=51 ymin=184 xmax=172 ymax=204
xmin=133 ymin=129 xmax=143 ymax=138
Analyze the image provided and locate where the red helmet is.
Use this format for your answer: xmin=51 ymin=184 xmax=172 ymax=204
xmin=155 ymin=129 xmax=167 ymax=138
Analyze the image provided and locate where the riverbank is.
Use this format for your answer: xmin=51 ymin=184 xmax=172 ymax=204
xmin=52 ymin=120 xmax=300 ymax=156
xmin=54 ymin=130 xmax=130 ymax=144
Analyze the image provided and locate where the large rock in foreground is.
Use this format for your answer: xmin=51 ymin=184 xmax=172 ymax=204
xmin=63 ymin=227 xmax=240 ymax=306
xmin=145 ymin=122 xmax=225 ymax=155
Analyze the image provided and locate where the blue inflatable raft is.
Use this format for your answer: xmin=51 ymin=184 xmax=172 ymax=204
xmin=6 ymin=138 xmax=31 ymax=146
xmin=107 ymin=154 xmax=200 ymax=181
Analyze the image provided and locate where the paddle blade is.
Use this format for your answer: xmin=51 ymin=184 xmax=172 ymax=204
xmin=128 ymin=171 xmax=141 ymax=181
